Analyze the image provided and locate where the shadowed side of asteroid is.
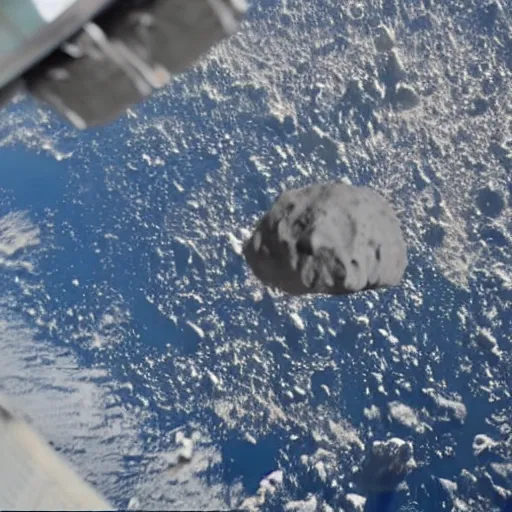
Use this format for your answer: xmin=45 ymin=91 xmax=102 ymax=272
xmin=243 ymin=182 xmax=407 ymax=296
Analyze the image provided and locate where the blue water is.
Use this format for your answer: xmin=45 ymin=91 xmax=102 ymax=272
xmin=1 ymin=0 xmax=511 ymax=510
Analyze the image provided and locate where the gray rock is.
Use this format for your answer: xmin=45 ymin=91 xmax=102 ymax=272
xmin=472 ymin=434 xmax=498 ymax=456
xmin=243 ymin=183 xmax=407 ymax=296
xmin=388 ymin=401 xmax=427 ymax=433
xmin=359 ymin=437 xmax=416 ymax=492
xmin=476 ymin=328 xmax=501 ymax=357
xmin=284 ymin=496 xmax=318 ymax=511
xmin=478 ymin=471 xmax=512 ymax=506
xmin=457 ymin=469 xmax=479 ymax=498
xmin=489 ymin=463 xmax=512 ymax=488
xmin=395 ymin=84 xmax=420 ymax=110
xmin=435 ymin=477 xmax=458 ymax=504
xmin=344 ymin=493 xmax=366 ymax=512
xmin=422 ymin=388 xmax=467 ymax=424
xmin=374 ymin=24 xmax=395 ymax=53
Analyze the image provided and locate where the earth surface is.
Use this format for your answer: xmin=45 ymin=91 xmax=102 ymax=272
xmin=0 ymin=0 xmax=511 ymax=511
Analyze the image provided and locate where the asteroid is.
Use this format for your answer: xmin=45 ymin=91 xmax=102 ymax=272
xmin=243 ymin=182 xmax=407 ymax=296
xmin=359 ymin=437 xmax=417 ymax=492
